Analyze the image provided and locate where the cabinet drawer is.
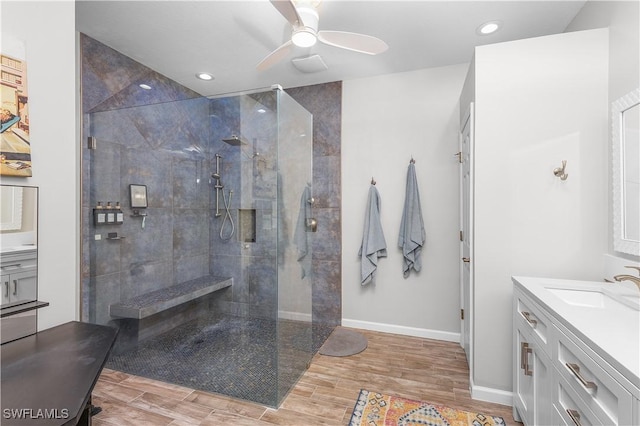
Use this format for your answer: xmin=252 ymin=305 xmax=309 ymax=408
xmin=554 ymin=374 xmax=601 ymax=426
xmin=0 ymin=254 xmax=37 ymax=273
xmin=515 ymin=292 xmax=551 ymax=356
xmin=555 ymin=329 xmax=633 ymax=425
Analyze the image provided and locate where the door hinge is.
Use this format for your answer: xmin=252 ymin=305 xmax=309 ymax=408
xmin=87 ymin=136 xmax=97 ymax=150
xmin=460 ymin=309 xmax=464 ymax=320
xmin=459 ymin=230 xmax=463 ymax=241
xmin=455 ymin=151 xmax=463 ymax=163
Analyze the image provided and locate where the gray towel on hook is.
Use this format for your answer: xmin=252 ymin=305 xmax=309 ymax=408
xmin=398 ymin=163 xmax=425 ymax=278
xmin=358 ymin=184 xmax=387 ymax=285
xmin=294 ymin=185 xmax=312 ymax=279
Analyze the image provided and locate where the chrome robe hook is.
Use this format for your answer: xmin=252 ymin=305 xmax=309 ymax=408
xmin=553 ymin=160 xmax=568 ymax=181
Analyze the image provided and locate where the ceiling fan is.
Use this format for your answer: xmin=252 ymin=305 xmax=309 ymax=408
xmin=257 ymin=0 xmax=389 ymax=71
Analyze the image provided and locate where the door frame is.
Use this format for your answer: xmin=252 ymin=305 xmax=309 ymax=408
xmin=459 ymin=102 xmax=474 ymax=383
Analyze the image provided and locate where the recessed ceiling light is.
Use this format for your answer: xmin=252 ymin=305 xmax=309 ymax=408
xmin=257 ymin=108 xmax=266 ymax=114
xmin=477 ymin=21 xmax=501 ymax=36
xmin=196 ymin=72 xmax=214 ymax=81
xmin=139 ymin=84 xmax=152 ymax=90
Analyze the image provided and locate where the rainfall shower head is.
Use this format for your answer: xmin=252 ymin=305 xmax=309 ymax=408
xmin=221 ymin=135 xmax=247 ymax=146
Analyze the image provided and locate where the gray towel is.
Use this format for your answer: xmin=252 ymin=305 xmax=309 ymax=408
xmin=294 ymin=185 xmax=312 ymax=279
xmin=358 ymin=184 xmax=387 ymax=285
xmin=398 ymin=163 xmax=425 ymax=278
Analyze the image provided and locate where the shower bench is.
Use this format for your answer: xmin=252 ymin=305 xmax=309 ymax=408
xmin=109 ymin=275 xmax=232 ymax=319
xmin=109 ymin=275 xmax=232 ymax=354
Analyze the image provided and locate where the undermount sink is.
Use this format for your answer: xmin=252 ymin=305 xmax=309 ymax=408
xmin=547 ymin=286 xmax=640 ymax=311
xmin=547 ymin=288 xmax=608 ymax=308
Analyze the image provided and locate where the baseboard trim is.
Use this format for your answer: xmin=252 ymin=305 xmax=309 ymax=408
xmin=341 ymin=318 xmax=460 ymax=343
xmin=278 ymin=310 xmax=312 ymax=322
xmin=470 ymin=382 xmax=513 ymax=407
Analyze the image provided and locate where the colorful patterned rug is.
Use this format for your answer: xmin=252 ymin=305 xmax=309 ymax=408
xmin=349 ymin=389 xmax=506 ymax=426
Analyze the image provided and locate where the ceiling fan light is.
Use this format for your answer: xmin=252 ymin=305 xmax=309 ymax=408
xmin=292 ymin=28 xmax=317 ymax=47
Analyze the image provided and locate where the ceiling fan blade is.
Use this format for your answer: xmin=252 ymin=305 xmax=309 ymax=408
xmin=256 ymin=40 xmax=294 ymax=71
xmin=317 ymin=31 xmax=388 ymax=55
xmin=270 ymin=0 xmax=303 ymax=27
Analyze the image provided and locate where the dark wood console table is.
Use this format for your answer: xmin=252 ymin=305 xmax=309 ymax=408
xmin=1 ymin=321 xmax=118 ymax=425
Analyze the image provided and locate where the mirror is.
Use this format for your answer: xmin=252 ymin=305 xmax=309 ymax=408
xmin=0 ymin=186 xmax=23 ymax=231
xmin=0 ymin=185 xmax=38 ymax=247
xmin=612 ymin=88 xmax=640 ymax=256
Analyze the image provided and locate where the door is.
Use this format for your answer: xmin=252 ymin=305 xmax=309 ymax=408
xmin=459 ymin=103 xmax=474 ymax=367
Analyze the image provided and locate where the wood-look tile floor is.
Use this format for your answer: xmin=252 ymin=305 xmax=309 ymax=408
xmin=92 ymin=327 xmax=521 ymax=425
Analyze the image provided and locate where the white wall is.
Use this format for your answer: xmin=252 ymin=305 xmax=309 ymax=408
xmin=342 ymin=64 xmax=468 ymax=339
xmin=566 ymin=0 xmax=640 ymax=262
xmin=567 ymin=0 xmax=639 ymax=105
xmin=471 ymin=29 xmax=608 ymax=395
xmin=1 ymin=1 xmax=78 ymax=330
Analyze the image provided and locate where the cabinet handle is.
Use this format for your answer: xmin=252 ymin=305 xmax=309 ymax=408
xmin=521 ymin=342 xmax=533 ymax=375
xmin=4 ymin=281 xmax=8 ymax=298
xmin=521 ymin=311 xmax=538 ymax=326
xmin=12 ymin=279 xmax=17 ymax=296
xmin=566 ymin=409 xmax=582 ymax=426
xmin=566 ymin=363 xmax=597 ymax=390
xmin=523 ymin=345 xmax=533 ymax=376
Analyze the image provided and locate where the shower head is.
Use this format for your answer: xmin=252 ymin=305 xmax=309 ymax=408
xmin=221 ymin=135 xmax=247 ymax=146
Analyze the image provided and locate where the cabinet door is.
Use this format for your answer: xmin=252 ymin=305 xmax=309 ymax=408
xmin=9 ymin=270 xmax=37 ymax=303
xmin=514 ymin=328 xmax=534 ymax=425
xmin=533 ymin=344 xmax=552 ymax=426
xmin=1 ymin=273 xmax=10 ymax=305
xmin=515 ymin=325 xmax=552 ymax=426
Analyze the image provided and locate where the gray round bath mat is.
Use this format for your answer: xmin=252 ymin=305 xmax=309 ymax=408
xmin=319 ymin=327 xmax=368 ymax=357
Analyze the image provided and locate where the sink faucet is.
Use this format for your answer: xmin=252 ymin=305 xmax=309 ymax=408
xmin=613 ymin=266 xmax=640 ymax=291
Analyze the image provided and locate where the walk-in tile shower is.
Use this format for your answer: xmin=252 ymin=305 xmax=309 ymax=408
xmin=81 ymin=85 xmax=325 ymax=406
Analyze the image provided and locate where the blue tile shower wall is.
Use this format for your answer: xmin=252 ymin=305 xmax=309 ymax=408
xmin=80 ymin=34 xmax=342 ymax=332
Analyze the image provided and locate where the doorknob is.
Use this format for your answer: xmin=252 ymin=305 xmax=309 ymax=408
xmin=462 ymin=257 xmax=470 ymax=263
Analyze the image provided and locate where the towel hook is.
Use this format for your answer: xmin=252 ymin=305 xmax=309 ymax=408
xmin=553 ymin=160 xmax=568 ymax=181
xmin=410 ymin=156 xmax=415 ymax=164
xmin=371 ymin=177 xmax=376 ymax=185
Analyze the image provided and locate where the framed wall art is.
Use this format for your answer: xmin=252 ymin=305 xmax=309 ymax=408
xmin=1 ymin=37 xmax=31 ymax=177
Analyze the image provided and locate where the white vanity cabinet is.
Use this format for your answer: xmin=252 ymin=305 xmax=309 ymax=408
xmin=1 ymin=249 xmax=37 ymax=305
xmin=513 ymin=289 xmax=553 ymax=426
xmin=552 ymin=322 xmax=635 ymax=425
xmin=513 ymin=277 xmax=640 ymax=426
xmin=0 ymin=248 xmax=39 ymax=344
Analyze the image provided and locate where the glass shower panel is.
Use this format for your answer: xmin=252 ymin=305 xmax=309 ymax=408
xmin=82 ymin=87 xmax=313 ymax=408
xmin=275 ymin=89 xmax=313 ymax=405
xmin=83 ymin=96 xmax=212 ymax=327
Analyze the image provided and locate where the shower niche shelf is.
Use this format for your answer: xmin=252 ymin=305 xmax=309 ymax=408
xmin=239 ymin=209 xmax=256 ymax=243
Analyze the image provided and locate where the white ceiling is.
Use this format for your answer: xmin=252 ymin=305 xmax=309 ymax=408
xmin=76 ymin=0 xmax=587 ymax=97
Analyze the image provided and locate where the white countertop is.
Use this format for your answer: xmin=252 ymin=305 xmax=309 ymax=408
xmin=0 ymin=245 xmax=37 ymax=255
xmin=513 ymin=276 xmax=640 ymax=391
